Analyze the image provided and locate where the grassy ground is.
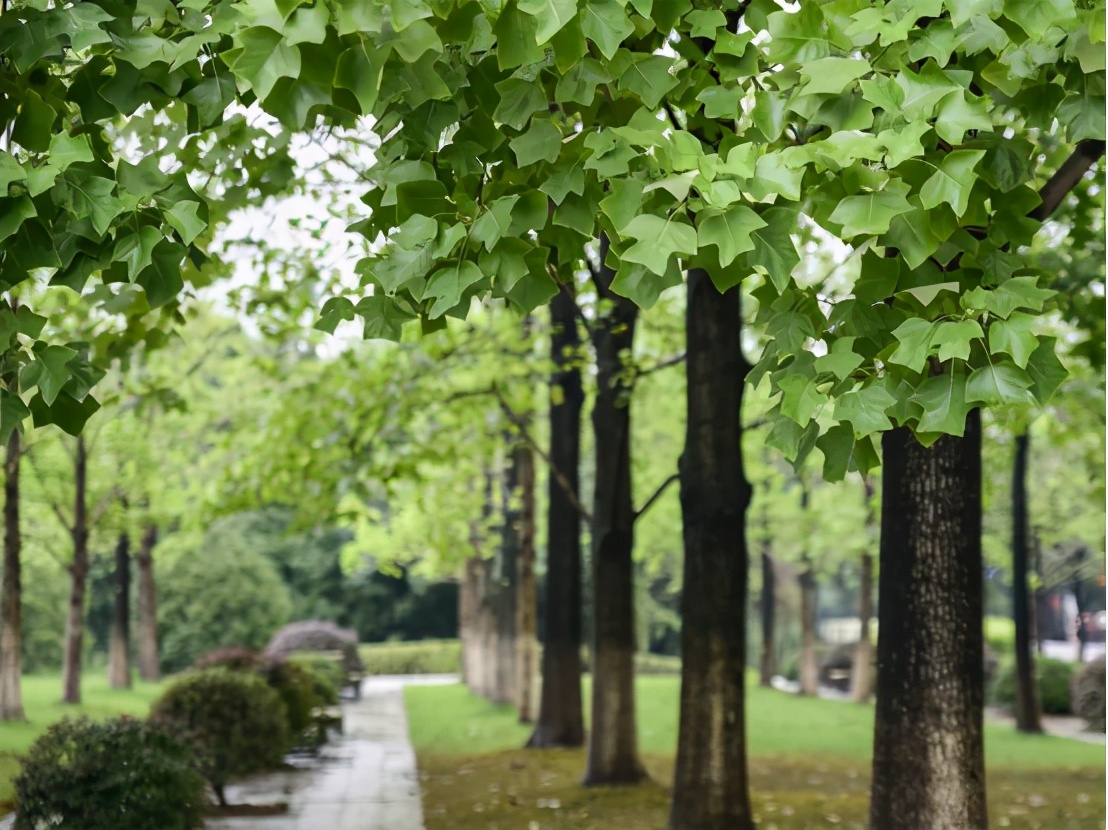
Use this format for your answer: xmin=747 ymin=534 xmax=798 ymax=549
xmin=0 ymin=674 xmax=164 ymax=808
xmin=406 ymin=678 xmax=1107 ymax=830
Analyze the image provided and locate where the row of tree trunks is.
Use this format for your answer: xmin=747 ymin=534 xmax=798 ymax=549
xmin=107 ymin=529 xmax=133 ymax=690
xmin=62 ymin=436 xmax=90 ymax=704
xmin=528 ymin=285 xmax=585 ymax=749
xmin=0 ymin=429 xmax=23 ymax=721
xmin=584 ymin=235 xmax=644 ymax=785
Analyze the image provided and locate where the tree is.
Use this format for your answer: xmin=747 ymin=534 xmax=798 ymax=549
xmin=1010 ymin=429 xmax=1041 ymax=732
xmin=107 ymin=527 xmax=132 ymax=690
xmin=135 ymin=523 xmax=160 ymax=682
xmin=0 ymin=428 xmax=24 ymax=720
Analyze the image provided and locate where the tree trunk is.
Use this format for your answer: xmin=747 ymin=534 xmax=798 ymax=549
xmin=1011 ymin=431 xmax=1042 ymax=732
xmin=669 ymin=271 xmax=754 ymax=830
xmin=870 ymin=411 xmax=986 ymax=830
xmin=459 ymin=557 xmax=481 ymax=691
xmin=62 ymin=436 xmax=89 ymax=704
xmin=135 ymin=524 xmax=160 ymax=682
xmin=527 ymin=285 xmax=584 ymax=749
xmin=850 ymin=552 xmax=875 ymax=703
xmin=798 ymin=566 xmax=819 ymax=696
xmin=584 ymin=234 xmax=644 ymax=786
xmin=495 ymin=443 xmax=522 ymax=707
xmin=107 ymin=531 xmax=132 ymax=690
xmin=759 ymin=547 xmax=776 ymax=687
xmin=0 ymin=429 xmax=23 ymax=721
xmin=515 ymin=444 xmax=537 ymax=723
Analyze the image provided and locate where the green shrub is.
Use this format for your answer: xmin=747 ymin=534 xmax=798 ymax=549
xmin=14 ymin=716 xmax=206 ymax=830
xmin=1071 ymin=656 xmax=1106 ymax=732
xmin=632 ymin=653 xmax=682 ymax=675
xmin=984 ymin=616 xmax=1016 ymax=657
xmin=288 ymin=654 xmax=344 ymax=704
xmin=992 ymin=657 xmax=1077 ymax=715
xmin=259 ymin=659 xmax=320 ymax=740
xmin=194 ymin=646 xmax=264 ymax=672
xmin=358 ymin=639 xmax=461 ymax=674
xmin=149 ymin=669 xmax=288 ymax=806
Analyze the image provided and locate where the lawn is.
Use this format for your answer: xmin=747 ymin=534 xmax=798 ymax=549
xmin=406 ymin=677 xmax=1107 ymax=830
xmin=0 ymin=674 xmax=164 ymax=809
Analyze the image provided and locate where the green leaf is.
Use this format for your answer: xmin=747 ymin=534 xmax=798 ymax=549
xmin=165 ymin=201 xmax=206 ymax=245
xmin=697 ymin=205 xmax=767 ymax=268
xmin=230 ymin=27 xmax=302 ymax=100
xmin=495 ymin=0 xmax=546 ymax=67
xmin=829 ymin=181 xmax=913 ymax=237
xmin=1024 ymin=336 xmax=1067 ymax=403
xmin=182 ymin=75 xmax=237 ymax=128
xmin=618 ymin=55 xmax=679 ymax=109
xmin=960 ymin=276 xmax=1054 ymax=319
xmin=518 ymin=0 xmax=578 ymax=43
xmin=581 ymin=0 xmax=634 ymax=60
xmin=610 ymin=257 xmax=681 ymax=309
xmin=778 ymin=373 xmax=823 ymax=427
xmin=888 ymin=318 xmax=937 ymax=373
xmin=426 ymin=260 xmax=484 ymax=317
xmin=1003 ymin=0 xmax=1076 ymax=38
xmin=494 ymin=78 xmax=547 ymax=130
xmin=814 ymin=337 xmax=863 ymax=380
xmin=932 ymin=319 xmax=984 ymax=362
xmin=747 ymin=152 xmax=804 ymax=202
xmin=47 ymin=132 xmax=94 ymax=173
xmin=12 ymin=91 xmax=54 ymax=153
xmin=817 ymin=423 xmax=857 ymax=482
xmin=919 ymin=150 xmax=986 ymax=217
xmin=987 ymin=312 xmax=1037 ymax=368
xmin=0 ymin=391 xmax=28 ymax=444
xmin=356 ymin=295 xmax=416 ymax=340
xmin=747 ymin=208 xmax=800 ymax=292
xmin=29 ymin=391 xmax=100 ymax=437
xmin=510 ymin=120 xmax=563 ymax=167
xmin=620 ymin=214 xmax=697 ymax=275
xmin=335 ymin=42 xmax=387 ymax=114
xmin=395 ymin=179 xmax=451 ymax=222
xmin=884 ymin=206 xmax=955 ymax=269
xmin=834 ymin=384 xmax=897 ymax=435
xmin=22 ymin=345 xmax=77 ymax=406
xmin=911 ymin=368 xmax=971 ymax=436
xmin=933 ymin=91 xmax=992 ymax=144
xmin=965 ymin=362 xmax=1035 ymax=404
xmin=799 ymin=57 xmax=871 ymax=96
xmin=136 ymin=240 xmax=186 ymax=308
xmin=316 ymin=297 xmax=356 ymax=334
xmin=63 ymin=174 xmax=123 ymax=237
xmin=0 ymin=197 xmax=37 ymax=244
xmin=114 ymin=226 xmax=163 ymax=277
xmin=470 ymin=196 xmax=519 ymax=251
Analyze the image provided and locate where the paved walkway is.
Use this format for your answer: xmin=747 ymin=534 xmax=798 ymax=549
xmin=207 ymin=674 xmax=456 ymax=830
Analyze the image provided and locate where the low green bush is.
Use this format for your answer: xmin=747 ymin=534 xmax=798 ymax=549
xmin=14 ymin=716 xmax=206 ymax=830
xmin=992 ymin=657 xmax=1076 ymax=715
xmin=288 ymin=654 xmax=343 ymax=704
xmin=149 ymin=669 xmax=288 ymax=806
xmin=358 ymin=639 xmax=461 ymax=674
xmin=259 ymin=659 xmax=319 ymax=739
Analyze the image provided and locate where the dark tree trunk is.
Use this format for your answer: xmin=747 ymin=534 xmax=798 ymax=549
xmin=495 ymin=442 xmax=522 ymax=707
xmin=62 ymin=436 xmax=89 ymax=704
xmin=0 ymin=429 xmax=23 ymax=720
xmin=584 ymin=234 xmax=644 ymax=786
xmin=515 ymin=444 xmax=537 ymax=723
xmin=870 ymin=411 xmax=986 ymax=830
xmin=135 ymin=524 xmax=160 ymax=682
xmin=527 ymin=285 xmax=584 ymax=749
xmin=798 ymin=566 xmax=819 ymax=695
xmin=107 ymin=531 xmax=132 ymax=690
xmin=1012 ymin=431 xmax=1042 ymax=733
xmin=759 ymin=547 xmax=775 ymax=687
xmin=669 ymin=271 xmax=754 ymax=830
xmin=851 ymin=552 xmax=875 ymax=703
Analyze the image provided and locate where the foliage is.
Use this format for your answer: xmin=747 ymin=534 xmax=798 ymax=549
xmin=984 ymin=616 xmax=1016 ymax=656
xmin=194 ymin=646 xmax=264 ymax=672
xmin=991 ymin=658 xmax=1077 ymax=716
xmin=1071 ymin=656 xmax=1106 ymax=732
xmin=148 ymin=669 xmax=288 ymax=805
xmin=157 ymin=537 xmax=292 ymax=673
xmin=257 ymin=659 xmax=322 ymax=742
xmin=358 ymin=640 xmax=462 ymax=675
xmin=288 ymin=655 xmax=343 ymax=707
xmin=14 ymin=716 xmax=205 ymax=830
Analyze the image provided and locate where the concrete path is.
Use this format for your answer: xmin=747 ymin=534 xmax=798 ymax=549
xmin=207 ymin=674 xmax=456 ymax=830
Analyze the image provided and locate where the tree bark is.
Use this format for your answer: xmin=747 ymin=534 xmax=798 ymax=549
xmin=107 ymin=531 xmax=132 ymax=690
xmin=1011 ymin=431 xmax=1042 ymax=732
xmin=527 ymin=285 xmax=584 ymax=749
xmin=459 ymin=556 xmax=481 ymax=691
xmin=494 ymin=443 xmax=522 ymax=707
xmin=62 ymin=436 xmax=90 ymax=704
xmin=0 ymin=429 xmax=23 ymax=721
xmin=759 ymin=547 xmax=776 ymax=687
xmin=798 ymin=566 xmax=819 ymax=696
xmin=584 ymin=234 xmax=644 ymax=786
xmin=135 ymin=523 xmax=160 ymax=682
xmin=669 ymin=271 xmax=754 ymax=830
xmin=850 ymin=552 xmax=875 ymax=703
xmin=870 ymin=411 xmax=986 ymax=830
xmin=515 ymin=444 xmax=537 ymax=723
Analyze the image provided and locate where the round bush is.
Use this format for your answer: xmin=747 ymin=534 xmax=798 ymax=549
xmin=1071 ymin=656 xmax=1106 ymax=732
xmin=289 ymin=654 xmax=344 ymax=704
xmin=194 ymin=646 xmax=264 ymax=672
xmin=149 ymin=669 xmax=288 ymax=806
xmin=14 ymin=716 xmax=206 ymax=830
xmin=258 ymin=658 xmax=319 ymax=738
xmin=991 ymin=657 xmax=1076 ymax=715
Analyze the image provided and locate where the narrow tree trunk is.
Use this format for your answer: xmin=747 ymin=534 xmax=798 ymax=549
xmin=669 ymin=271 xmax=754 ymax=830
xmin=759 ymin=547 xmax=776 ymax=687
xmin=798 ymin=566 xmax=819 ymax=696
xmin=527 ymin=285 xmax=584 ymax=749
xmin=459 ymin=557 xmax=481 ymax=691
xmin=1012 ymin=431 xmax=1042 ymax=732
xmin=135 ymin=524 xmax=160 ymax=682
xmin=870 ymin=411 xmax=986 ymax=830
xmin=0 ymin=429 xmax=24 ymax=721
xmin=62 ymin=436 xmax=89 ymax=704
xmin=516 ymin=444 xmax=537 ymax=723
xmin=850 ymin=552 xmax=875 ymax=703
xmin=584 ymin=235 xmax=644 ymax=786
xmin=107 ymin=531 xmax=132 ymax=690
xmin=495 ymin=443 xmax=522 ymax=707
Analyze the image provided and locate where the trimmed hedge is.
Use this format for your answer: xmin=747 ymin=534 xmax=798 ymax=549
xmin=14 ymin=716 xmax=206 ymax=830
xmin=358 ymin=640 xmax=461 ymax=674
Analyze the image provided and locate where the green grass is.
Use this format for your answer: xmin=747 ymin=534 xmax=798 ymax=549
xmin=407 ymin=677 xmax=1107 ymax=830
xmin=0 ymin=674 xmax=164 ymax=808
xmin=406 ymin=675 xmax=1106 ymax=769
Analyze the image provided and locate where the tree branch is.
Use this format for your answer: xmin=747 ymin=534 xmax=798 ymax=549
xmin=493 ymin=385 xmax=593 ymax=527
xmin=1031 ymin=139 xmax=1106 ymax=222
xmin=636 ymin=352 xmax=686 ymax=378
xmin=634 ymin=472 xmax=679 ymax=522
